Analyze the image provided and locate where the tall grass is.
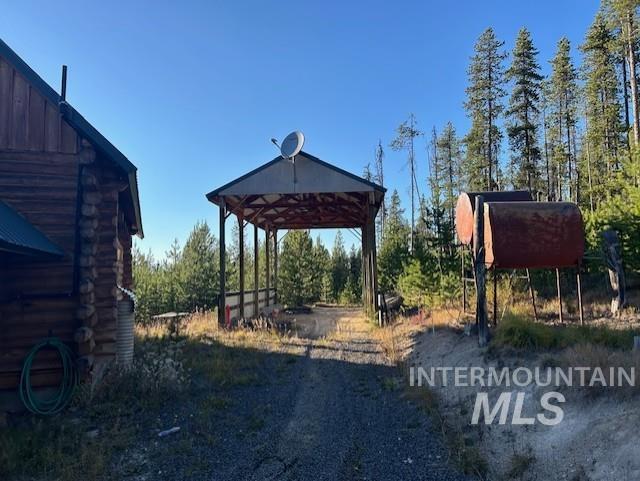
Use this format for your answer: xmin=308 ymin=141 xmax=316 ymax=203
xmin=494 ymin=314 xmax=637 ymax=350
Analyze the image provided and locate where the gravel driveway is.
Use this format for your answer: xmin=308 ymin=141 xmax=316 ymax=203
xmin=142 ymin=308 xmax=471 ymax=481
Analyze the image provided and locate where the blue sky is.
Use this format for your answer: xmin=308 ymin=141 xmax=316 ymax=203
xmin=2 ymin=0 xmax=599 ymax=256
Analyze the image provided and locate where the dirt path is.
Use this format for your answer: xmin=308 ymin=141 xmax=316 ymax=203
xmin=173 ymin=307 xmax=470 ymax=481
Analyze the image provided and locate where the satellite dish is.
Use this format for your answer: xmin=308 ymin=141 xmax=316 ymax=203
xmin=280 ymin=131 xmax=304 ymax=159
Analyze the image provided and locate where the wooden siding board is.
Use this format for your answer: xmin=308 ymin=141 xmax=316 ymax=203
xmin=10 ymin=71 xmax=28 ymax=149
xmin=60 ymin=120 xmax=77 ymax=154
xmin=44 ymin=101 xmax=60 ymax=152
xmin=0 ymin=58 xmax=12 ymax=147
xmin=27 ymin=86 xmax=45 ymax=151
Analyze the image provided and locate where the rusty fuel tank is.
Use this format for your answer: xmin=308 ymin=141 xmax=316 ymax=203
xmin=455 ymin=190 xmax=533 ymax=244
xmin=483 ymin=201 xmax=584 ymax=269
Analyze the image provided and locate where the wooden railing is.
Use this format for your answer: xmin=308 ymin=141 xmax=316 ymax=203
xmin=224 ymin=288 xmax=276 ymax=320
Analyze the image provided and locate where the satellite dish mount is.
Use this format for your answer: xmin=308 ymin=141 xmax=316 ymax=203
xmin=279 ymin=131 xmax=305 ymax=161
xmin=270 ymin=131 xmax=305 ymax=184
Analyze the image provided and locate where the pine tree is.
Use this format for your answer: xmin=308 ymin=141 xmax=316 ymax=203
xmin=437 ymin=122 xmax=462 ymax=232
xmin=603 ymin=0 xmax=640 ymax=145
xmin=581 ymin=13 xmax=626 ymax=204
xmin=506 ymin=27 xmax=544 ymax=193
xmin=548 ymin=38 xmax=579 ymax=201
xmin=463 ymin=115 xmax=488 ymax=190
xmin=390 ymin=113 xmax=422 ymax=252
xmin=541 ymin=80 xmax=555 ymax=199
xmin=312 ymin=236 xmax=331 ymax=301
xmin=378 ymin=190 xmax=411 ymax=293
xmin=279 ymin=230 xmax=315 ymax=306
xmin=427 ymin=127 xmax=444 ymax=269
xmin=374 ymin=140 xmax=386 ymax=243
xmin=181 ymin=221 xmax=219 ymax=310
xmin=330 ymin=231 xmax=350 ymax=301
xmin=163 ymin=238 xmax=185 ymax=310
xmin=464 ymin=27 xmax=508 ymax=190
xmin=340 ymin=245 xmax=362 ymax=304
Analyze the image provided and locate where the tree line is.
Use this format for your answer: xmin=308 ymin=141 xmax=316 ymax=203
xmin=374 ymin=0 xmax=640 ymax=308
xmin=133 ymin=223 xmax=363 ymax=322
xmin=134 ymin=0 xmax=640 ymax=318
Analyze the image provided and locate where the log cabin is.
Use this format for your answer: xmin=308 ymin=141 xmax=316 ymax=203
xmin=0 ymin=38 xmax=143 ymax=397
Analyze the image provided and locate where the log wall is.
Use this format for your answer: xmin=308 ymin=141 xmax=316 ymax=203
xmin=0 ymin=53 xmax=134 ymax=391
xmin=0 ymin=149 xmax=80 ymax=389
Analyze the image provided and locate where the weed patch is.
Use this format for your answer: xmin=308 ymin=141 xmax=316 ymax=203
xmin=494 ymin=314 xmax=637 ymax=350
xmin=404 ymin=386 xmax=488 ymax=479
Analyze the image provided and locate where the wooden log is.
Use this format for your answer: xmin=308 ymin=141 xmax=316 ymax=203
xmin=80 ymin=267 xmax=98 ymax=280
xmin=80 ymin=227 xmax=96 ymax=240
xmin=74 ymin=326 xmax=94 ymax=343
xmin=78 ymin=142 xmax=96 ymax=164
xmin=76 ymin=355 xmax=95 ymax=374
xmin=77 ymin=338 xmax=96 ymax=356
xmin=602 ymin=230 xmax=627 ymax=315
xmin=79 ymin=255 xmax=95 ymax=267
xmin=76 ymin=304 xmax=96 ymax=320
xmin=80 ymin=292 xmax=95 ymax=305
xmin=79 ymin=278 xmax=94 ymax=294
xmin=81 ymin=243 xmax=98 ymax=256
xmin=81 ymin=204 xmax=98 ymax=217
xmin=79 ymin=218 xmax=98 ymax=230
xmin=83 ymin=312 xmax=98 ymax=327
xmin=83 ymin=191 xmax=102 ymax=205
xmin=92 ymin=342 xmax=116 ymax=355
xmin=80 ymin=172 xmax=98 ymax=187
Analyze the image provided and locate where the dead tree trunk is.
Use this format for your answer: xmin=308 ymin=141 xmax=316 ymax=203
xmin=603 ymin=230 xmax=627 ymax=315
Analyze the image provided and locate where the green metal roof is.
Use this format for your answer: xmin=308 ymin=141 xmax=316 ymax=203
xmin=0 ymin=200 xmax=64 ymax=258
xmin=0 ymin=37 xmax=143 ymax=238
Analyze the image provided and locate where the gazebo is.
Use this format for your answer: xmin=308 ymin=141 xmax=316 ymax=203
xmin=206 ymin=150 xmax=385 ymax=323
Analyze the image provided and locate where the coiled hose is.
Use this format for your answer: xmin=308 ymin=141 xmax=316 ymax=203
xmin=19 ymin=337 xmax=77 ymax=415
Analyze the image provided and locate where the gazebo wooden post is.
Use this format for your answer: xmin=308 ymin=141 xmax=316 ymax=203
xmin=218 ymin=197 xmax=226 ymax=325
xmin=238 ymin=216 xmax=245 ymax=320
xmin=361 ymin=224 xmax=369 ymax=315
xmin=369 ymin=194 xmax=378 ymax=314
xmin=254 ymin=224 xmax=259 ymax=317
xmin=265 ymin=226 xmax=270 ymax=307
xmin=273 ymin=229 xmax=278 ymax=304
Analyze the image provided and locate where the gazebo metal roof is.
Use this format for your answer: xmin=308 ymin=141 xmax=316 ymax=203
xmin=206 ymin=151 xmax=385 ymax=229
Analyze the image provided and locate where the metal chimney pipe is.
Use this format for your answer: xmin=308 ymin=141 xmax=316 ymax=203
xmin=61 ymin=65 xmax=67 ymax=101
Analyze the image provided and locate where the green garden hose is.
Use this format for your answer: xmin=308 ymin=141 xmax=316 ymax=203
xmin=19 ymin=337 xmax=77 ymax=415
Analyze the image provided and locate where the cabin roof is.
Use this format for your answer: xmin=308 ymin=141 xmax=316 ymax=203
xmin=0 ymin=200 xmax=64 ymax=258
xmin=206 ymin=151 xmax=385 ymax=229
xmin=0 ymin=38 xmax=143 ymax=238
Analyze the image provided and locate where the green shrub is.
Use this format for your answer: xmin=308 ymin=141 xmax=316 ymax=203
xmin=398 ymin=259 xmax=460 ymax=309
